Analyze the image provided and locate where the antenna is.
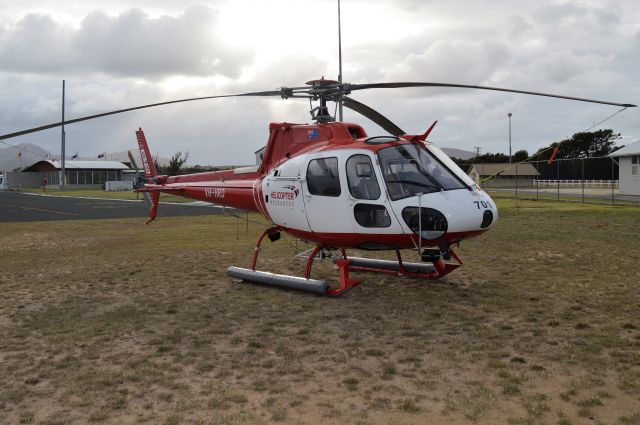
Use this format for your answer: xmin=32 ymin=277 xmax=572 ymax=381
xmin=337 ymin=0 xmax=343 ymax=122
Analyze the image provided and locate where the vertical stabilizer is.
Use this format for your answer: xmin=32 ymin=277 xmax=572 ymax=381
xmin=145 ymin=191 xmax=160 ymax=224
xmin=136 ymin=128 xmax=158 ymax=178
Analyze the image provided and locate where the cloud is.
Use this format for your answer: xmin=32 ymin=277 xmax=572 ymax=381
xmin=0 ymin=0 xmax=638 ymax=165
xmin=0 ymin=5 xmax=253 ymax=78
xmin=390 ymin=39 xmax=510 ymax=83
xmin=0 ymin=14 xmax=74 ymax=73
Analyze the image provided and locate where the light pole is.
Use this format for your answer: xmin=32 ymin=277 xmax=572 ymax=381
xmin=507 ymin=112 xmax=512 ymax=163
xmin=61 ymin=80 xmax=66 ymax=190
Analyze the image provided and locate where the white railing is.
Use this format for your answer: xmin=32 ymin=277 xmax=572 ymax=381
xmin=533 ymin=179 xmax=618 ymax=188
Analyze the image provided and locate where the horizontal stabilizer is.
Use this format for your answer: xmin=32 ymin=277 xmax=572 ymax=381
xmin=136 ymin=185 xmax=183 ymax=192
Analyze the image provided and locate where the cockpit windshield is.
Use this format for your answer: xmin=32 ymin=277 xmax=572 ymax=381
xmin=377 ymin=144 xmax=466 ymax=200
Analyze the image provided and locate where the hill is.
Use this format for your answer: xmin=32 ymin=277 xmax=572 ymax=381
xmin=441 ymin=147 xmax=476 ymax=160
xmin=0 ymin=143 xmax=49 ymax=171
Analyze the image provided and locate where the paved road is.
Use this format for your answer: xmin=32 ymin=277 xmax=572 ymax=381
xmin=0 ymin=191 xmax=229 ymax=222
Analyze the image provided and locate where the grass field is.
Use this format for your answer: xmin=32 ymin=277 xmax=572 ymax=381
xmin=1 ymin=199 xmax=639 ymax=424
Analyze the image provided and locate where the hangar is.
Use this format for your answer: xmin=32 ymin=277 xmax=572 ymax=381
xmin=14 ymin=160 xmax=130 ymax=189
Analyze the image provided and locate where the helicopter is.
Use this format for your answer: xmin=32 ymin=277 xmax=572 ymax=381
xmin=1 ymin=78 xmax=636 ymax=296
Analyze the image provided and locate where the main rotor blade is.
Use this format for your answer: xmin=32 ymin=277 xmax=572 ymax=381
xmin=343 ymin=96 xmax=405 ymax=136
xmin=0 ymin=90 xmax=284 ymax=141
xmin=349 ymin=82 xmax=637 ymax=108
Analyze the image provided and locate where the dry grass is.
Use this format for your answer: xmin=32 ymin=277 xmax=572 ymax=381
xmin=0 ymin=199 xmax=639 ymax=424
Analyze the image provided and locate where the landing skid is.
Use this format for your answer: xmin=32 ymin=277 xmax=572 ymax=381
xmin=339 ymin=249 xmax=462 ymax=280
xmin=226 ymin=226 xmax=462 ymax=297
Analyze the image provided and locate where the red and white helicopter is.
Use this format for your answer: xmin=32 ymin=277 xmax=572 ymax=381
xmin=1 ymin=78 xmax=635 ymax=295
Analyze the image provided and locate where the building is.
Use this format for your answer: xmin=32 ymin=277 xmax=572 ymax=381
xmin=610 ymin=140 xmax=640 ymax=196
xmin=19 ymin=160 xmax=130 ymax=189
xmin=468 ymin=163 xmax=539 ymax=188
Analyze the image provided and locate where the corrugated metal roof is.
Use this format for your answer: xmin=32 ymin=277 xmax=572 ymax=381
xmin=470 ymin=163 xmax=539 ymax=176
xmin=609 ymin=140 xmax=640 ymax=157
xmin=35 ymin=160 xmax=129 ymax=170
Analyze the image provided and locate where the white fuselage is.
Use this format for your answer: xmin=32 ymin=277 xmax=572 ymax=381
xmin=262 ymin=143 xmax=498 ymax=248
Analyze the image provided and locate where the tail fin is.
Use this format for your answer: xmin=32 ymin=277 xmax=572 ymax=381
xmin=136 ymin=128 xmax=160 ymax=224
xmin=136 ymin=128 xmax=158 ymax=178
xmin=145 ymin=192 xmax=160 ymax=224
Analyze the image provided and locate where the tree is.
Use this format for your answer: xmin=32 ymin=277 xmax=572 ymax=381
xmin=166 ymin=150 xmax=189 ymax=176
xmin=473 ymin=152 xmax=509 ymax=163
xmin=153 ymin=154 xmax=161 ymax=174
xmin=513 ymin=149 xmax=529 ymax=163
xmin=534 ymin=129 xmax=621 ymax=160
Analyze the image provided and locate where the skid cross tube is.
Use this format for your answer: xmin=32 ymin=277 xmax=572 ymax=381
xmin=304 ymin=244 xmax=326 ymax=279
xmin=304 ymin=245 xmax=360 ymax=296
xmin=250 ymin=226 xmax=281 ymax=270
xmin=237 ymin=233 xmax=360 ymax=296
xmin=338 ymin=249 xmax=463 ymax=280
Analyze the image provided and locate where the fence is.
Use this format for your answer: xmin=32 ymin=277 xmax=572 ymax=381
xmin=533 ymin=179 xmax=617 ymax=189
xmin=479 ymin=156 xmax=640 ymax=206
xmin=3 ymin=169 xmax=126 ymax=189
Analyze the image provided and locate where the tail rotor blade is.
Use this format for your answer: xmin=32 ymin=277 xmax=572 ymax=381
xmin=127 ymin=150 xmax=140 ymax=173
xmin=127 ymin=150 xmax=145 ymax=189
xmin=143 ymin=192 xmax=152 ymax=206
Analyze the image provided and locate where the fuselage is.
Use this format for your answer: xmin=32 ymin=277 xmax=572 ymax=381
xmin=146 ymin=121 xmax=498 ymax=250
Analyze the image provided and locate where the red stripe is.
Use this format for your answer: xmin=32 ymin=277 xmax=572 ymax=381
xmin=281 ymin=228 xmax=486 ymax=250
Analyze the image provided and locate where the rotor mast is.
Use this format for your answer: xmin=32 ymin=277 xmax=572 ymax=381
xmin=306 ymin=77 xmax=340 ymax=123
xmin=337 ymin=0 xmax=343 ymax=122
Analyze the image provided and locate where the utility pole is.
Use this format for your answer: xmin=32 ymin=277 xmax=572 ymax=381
xmin=337 ymin=0 xmax=343 ymax=122
xmin=507 ymin=112 xmax=512 ymax=163
xmin=60 ymin=80 xmax=66 ymax=190
xmin=474 ymin=147 xmax=482 ymax=157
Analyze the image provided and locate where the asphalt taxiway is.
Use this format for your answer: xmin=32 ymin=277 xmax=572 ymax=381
xmin=0 ymin=191 xmax=227 ymax=222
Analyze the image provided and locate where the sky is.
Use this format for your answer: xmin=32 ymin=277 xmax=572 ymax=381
xmin=0 ymin=0 xmax=638 ymax=165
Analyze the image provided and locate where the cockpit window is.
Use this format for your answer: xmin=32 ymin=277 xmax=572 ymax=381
xmin=377 ymin=144 xmax=465 ymax=200
xmin=346 ymin=155 xmax=381 ymax=200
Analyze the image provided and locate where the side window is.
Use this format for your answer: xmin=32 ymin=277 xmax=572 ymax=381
xmin=307 ymin=157 xmax=341 ymax=197
xmin=347 ymin=155 xmax=381 ymax=200
xmin=353 ymin=204 xmax=391 ymax=228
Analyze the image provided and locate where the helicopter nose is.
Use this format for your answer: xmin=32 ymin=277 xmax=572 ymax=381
xmin=476 ymin=192 xmax=498 ymax=229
